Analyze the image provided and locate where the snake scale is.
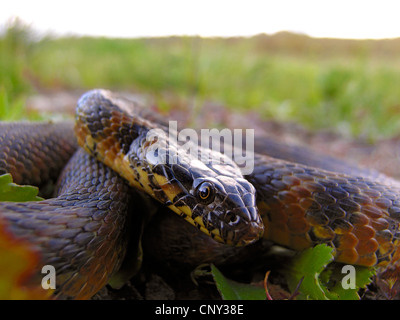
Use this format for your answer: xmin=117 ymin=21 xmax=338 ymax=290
xmin=0 ymin=89 xmax=399 ymax=299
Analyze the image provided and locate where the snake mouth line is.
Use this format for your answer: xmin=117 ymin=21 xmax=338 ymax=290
xmin=197 ymin=212 xmax=264 ymax=247
xmin=173 ymin=202 xmax=264 ymax=247
xmin=224 ymin=221 xmax=265 ymax=246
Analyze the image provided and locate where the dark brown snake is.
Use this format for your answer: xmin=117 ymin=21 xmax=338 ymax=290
xmin=0 ymin=89 xmax=399 ymax=299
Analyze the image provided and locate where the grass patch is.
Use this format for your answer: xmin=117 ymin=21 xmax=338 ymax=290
xmin=1 ymin=20 xmax=400 ymax=138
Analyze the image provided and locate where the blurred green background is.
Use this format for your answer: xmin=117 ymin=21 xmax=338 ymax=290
xmin=1 ymin=19 xmax=400 ymax=140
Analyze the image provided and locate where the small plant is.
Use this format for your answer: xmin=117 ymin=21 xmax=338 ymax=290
xmin=210 ymin=245 xmax=375 ymax=300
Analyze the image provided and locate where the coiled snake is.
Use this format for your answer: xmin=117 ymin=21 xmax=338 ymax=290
xmin=0 ymin=89 xmax=399 ymax=299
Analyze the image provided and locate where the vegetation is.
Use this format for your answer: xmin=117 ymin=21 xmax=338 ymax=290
xmin=210 ymin=245 xmax=374 ymax=300
xmin=2 ymin=19 xmax=400 ymax=139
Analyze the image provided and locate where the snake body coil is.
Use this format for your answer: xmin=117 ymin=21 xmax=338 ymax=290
xmin=0 ymin=149 xmax=132 ymax=299
xmin=0 ymin=89 xmax=399 ymax=299
xmin=248 ymin=154 xmax=400 ymax=267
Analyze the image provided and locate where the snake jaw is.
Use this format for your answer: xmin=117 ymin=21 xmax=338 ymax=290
xmin=219 ymin=208 xmax=265 ymax=246
xmin=220 ymin=201 xmax=264 ymax=246
xmin=185 ymin=176 xmax=264 ymax=246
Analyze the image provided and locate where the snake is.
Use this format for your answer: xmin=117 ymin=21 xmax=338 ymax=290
xmin=0 ymin=89 xmax=400 ymax=299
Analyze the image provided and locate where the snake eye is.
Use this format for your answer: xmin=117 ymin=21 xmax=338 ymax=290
xmin=195 ymin=182 xmax=215 ymax=204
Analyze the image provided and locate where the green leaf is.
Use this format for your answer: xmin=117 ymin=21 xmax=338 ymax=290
xmin=210 ymin=264 xmax=266 ymax=300
xmin=328 ymin=265 xmax=375 ymax=300
xmin=0 ymin=174 xmax=43 ymax=202
xmin=286 ymin=244 xmax=335 ymax=300
xmin=285 ymin=244 xmax=375 ymax=300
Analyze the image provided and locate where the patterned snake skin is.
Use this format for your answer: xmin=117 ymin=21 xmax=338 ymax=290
xmin=0 ymin=147 xmax=133 ymax=299
xmin=0 ymin=89 xmax=400 ymax=299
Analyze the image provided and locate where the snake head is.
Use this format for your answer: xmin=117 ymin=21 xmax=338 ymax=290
xmin=148 ymin=150 xmax=264 ymax=246
xmin=189 ymin=176 xmax=264 ymax=246
xmin=75 ymin=89 xmax=264 ymax=247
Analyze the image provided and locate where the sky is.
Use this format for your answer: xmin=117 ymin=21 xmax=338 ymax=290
xmin=1 ymin=0 xmax=400 ymax=39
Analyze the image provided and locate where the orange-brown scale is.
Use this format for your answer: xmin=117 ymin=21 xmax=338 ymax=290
xmin=247 ymin=154 xmax=400 ymax=267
